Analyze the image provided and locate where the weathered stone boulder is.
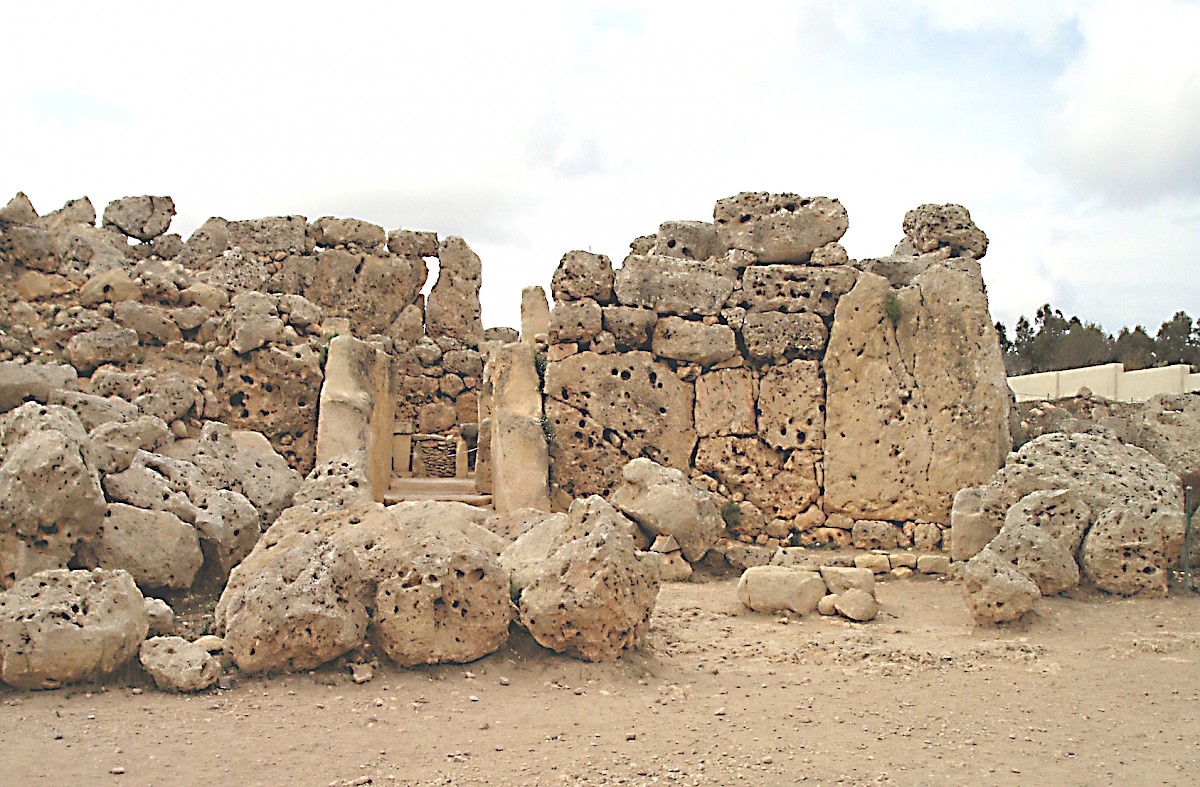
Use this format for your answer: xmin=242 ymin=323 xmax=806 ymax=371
xmin=833 ymin=588 xmax=880 ymax=622
xmin=0 ymin=568 xmax=148 ymax=688
xmin=339 ymin=502 xmax=512 ymax=667
xmin=1002 ymin=488 xmax=1091 ymax=555
xmin=426 ymin=236 xmax=483 ymax=348
xmin=741 ymin=312 xmax=827 ymax=362
xmin=79 ymin=504 xmax=204 ymax=591
xmin=651 ymin=317 xmax=738 ymax=366
xmin=851 ymin=520 xmax=909 ymax=550
xmin=611 ymin=458 xmax=724 ymax=562
xmin=713 ymin=193 xmax=848 ymax=263
xmin=987 ymin=520 xmax=1080 ymax=596
xmin=614 ymin=255 xmax=737 ymax=317
xmin=961 ymin=549 xmax=1040 ymax=624
xmin=0 ymin=403 xmax=104 ymax=587
xmin=1080 ymin=507 xmax=1174 ymax=597
xmin=139 ymin=636 xmax=220 ymax=692
xmin=113 ymin=300 xmax=181 ymax=346
xmin=975 ymin=432 xmax=1184 ymax=569
xmin=818 ymin=566 xmax=875 ymax=596
xmin=215 ymin=527 xmax=369 ymax=673
xmin=824 ymin=261 xmax=1011 ymax=523
xmin=64 ymin=324 xmax=141 ymax=374
xmin=102 ymin=196 xmax=176 ymax=242
xmin=552 ymin=250 xmax=614 ymax=303
xmin=544 ymin=352 xmax=695 ymax=500
xmin=694 ymin=436 xmax=820 ymax=520
xmin=144 ymin=598 xmax=175 ymax=636
xmin=0 ymin=362 xmax=79 ymax=413
xmin=1103 ymin=393 xmax=1200 ymax=490
xmin=902 ymin=204 xmax=988 ymax=259
xmin=515 ymin=519 xmax=659 ymax=662
xmin=736 ymin=566 xmax=825 ymax=614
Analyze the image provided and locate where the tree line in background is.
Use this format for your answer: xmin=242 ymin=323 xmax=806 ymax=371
xmin=996 ymin=307 xmax=1200 ymax=376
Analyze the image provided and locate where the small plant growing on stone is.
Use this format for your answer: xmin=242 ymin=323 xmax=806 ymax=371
xmin=540 ymin=412 xmax=555 ymax=446
xmin=720 ymin=499 xmax=742 ymax=529
xmin=534 ymin=350 xmax=548 ymax=391
xmin=884 ymin=292 xmax=902 ymax=328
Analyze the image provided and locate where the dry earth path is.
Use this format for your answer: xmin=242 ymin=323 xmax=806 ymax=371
xmin=2 ymin=578 xmax=1198 ymax=786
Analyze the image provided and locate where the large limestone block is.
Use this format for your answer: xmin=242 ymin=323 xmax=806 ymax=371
xmin=652 ymin=221 xmax=718 ymax=261
xmin=961 ymin=549 xmax=1040 ymax=624
xmin=602 ymin=306 xmax=657 ymax=350
xmin=818 ymin=566 xmax=876 ymax=596
xmin=0 ymin=568 xmax=148 ymax=688
xmin=824 ymin=263 xmax=1011 ymax=523
xmin=102 ymin=196 xmax=175 ymax=242
xmin=426 ymin=236 xmax=483 ymax=347
xmin=987 ymin=520 xmax=1080 ymax=595
xmin=227 ymin=216 xmax=313 ymax=255
xmin=81 ymin=504 xmax=203 ymax=591
xmin=610 ymin=458 xmax=724 ymax=562
xmin=551 ymin=250 xmax=615 ymax=303
xmin=739 ymin=264 xmax=859 ymax=315
xmin=976 ymin=433 xmax=1184 ymax=562
xmin=215 ymin=528 xmax=369 ymax=673
xmin=387 ymin=229 xmax=439 ymax=258
xmin=834 ymin=588 xmax=880 ymax=622
xmin=902 ymin=204 xmax=988 ymax=259
xmin=544 ymin=352 xmax=695 ymax=500
xmin=516 ymin=520 xmax=659 ymax=662
xmin=613 ymin=255 xmax=737 ymax=317
xmin=500 ymin=512 xmax=579 ymax=592
xmin=139 ymin=636 xmax=220 ymax=692
xmin=713 ymin=193 xmax=848 ymax=263
xmin=0 ymin=403 xmax=105 ymax=587
xmin=736 ymin=566 xmax=825 ymax=614
xmin=694 ymin=437 xmax=819 ymax=519
xmin=550 ymin=298 xmax=603 ymax=343
xmin=757 ymin=360 xmax=823 ymax=451
xmin=1080 ymin=507 xmax=1173 ymax=597
xmin=742 ymin=312 xmax=827 ymax=362
xmin=695 ymin=369 xmax=756 ymax=437
xmin=311 ymin=216 xmax=385 ymax=249
xmin=0 ymin=191 xmax=37 ymax=225
xmin=651 ymin=317 xmax=738 ymax=366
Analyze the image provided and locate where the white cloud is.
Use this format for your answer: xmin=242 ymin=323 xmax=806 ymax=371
xmin=1047 ymin=0 xmax=1200 ymax=202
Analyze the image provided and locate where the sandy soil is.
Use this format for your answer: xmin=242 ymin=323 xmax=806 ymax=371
xmin=2 ymin=576 xmax=1199 ymax=786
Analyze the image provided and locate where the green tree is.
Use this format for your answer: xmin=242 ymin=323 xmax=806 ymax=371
xmin=1050 ymin=319 xmax=1113 ymax=370
xmin=1114 ymin=326 xmax=1156 ymax=370
xmin=1155 ymin=311 xmax=1199 ymax=366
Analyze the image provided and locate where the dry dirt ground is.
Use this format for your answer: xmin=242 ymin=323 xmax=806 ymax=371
xmin=3 ymin=576 xmax=1199 ymax=786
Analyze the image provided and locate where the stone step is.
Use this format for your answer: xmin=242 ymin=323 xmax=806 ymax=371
xmin=383 ymin=476 xmax=492 ymax=508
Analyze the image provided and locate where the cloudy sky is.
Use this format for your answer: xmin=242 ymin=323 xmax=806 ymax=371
xmin=4 ymin=1 xmax=1198 ymax=335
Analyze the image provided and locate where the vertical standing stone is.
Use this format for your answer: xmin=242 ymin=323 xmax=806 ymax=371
xmin=314 ymin=336 xmax=394 ymax=502
xmin=489 ymin=343 xmax=551 ymax=513
xmin=426 ymin=236 xmax=483 ymax=348
xmin=521 ymin=286 xmax=550 ymax=344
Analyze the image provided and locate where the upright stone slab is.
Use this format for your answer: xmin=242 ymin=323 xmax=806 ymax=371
xmin=426 ymin=236 xmax=483 ymax=348
xmin=489 ymin=344 xmax=551 ymax=512
xmin=314 ymin=336 xmax=394 ymax=501
xmin=823 ymin=260 xmax=1011 ymax=523
xmin=521 ymin=286 xmax=550 ymax=343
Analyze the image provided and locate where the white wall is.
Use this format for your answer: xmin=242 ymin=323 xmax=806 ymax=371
xmin=1009 ymin=363 xmax=1200 ymax=402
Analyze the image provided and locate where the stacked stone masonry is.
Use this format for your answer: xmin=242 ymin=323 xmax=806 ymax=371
xmin=545 ymin=193 xmax=1011 ymax=549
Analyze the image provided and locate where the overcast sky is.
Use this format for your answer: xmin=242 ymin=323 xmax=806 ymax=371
xmin=4 ymin=1 xmax=1198 ymax=335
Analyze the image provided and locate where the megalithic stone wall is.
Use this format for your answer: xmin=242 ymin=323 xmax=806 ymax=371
xmin=542 ymin=195 xmax=1011 ymax=549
